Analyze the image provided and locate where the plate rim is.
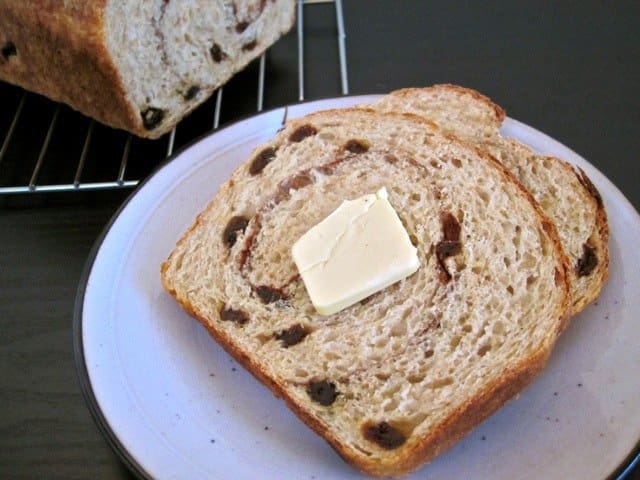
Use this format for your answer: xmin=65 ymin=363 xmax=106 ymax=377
xmin=72 ymin=95 xmax=640 ymax=480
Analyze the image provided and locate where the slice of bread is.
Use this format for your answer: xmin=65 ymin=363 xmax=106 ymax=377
xmin=373 ymin=85 xmax=609 ymax=317
xmin=162 ymin=108 xmax=570 ymax=476
xmin=0 ymin=1 xmax=295 ymax=138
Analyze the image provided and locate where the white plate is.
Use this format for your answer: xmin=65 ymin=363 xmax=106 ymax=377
xmin=74 ymin=96 xmax=640 ymax=480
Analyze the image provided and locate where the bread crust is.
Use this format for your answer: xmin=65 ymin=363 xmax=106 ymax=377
xmin=0 ymin=2 xmax=138 ymax=133
xmin=571 ymin=165 xmax=610 ymax=313
xmin=389 ymin=84 xmax=507 ymax=127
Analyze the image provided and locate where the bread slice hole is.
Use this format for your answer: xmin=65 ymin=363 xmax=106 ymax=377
xmin=353 ymin=445 xmax=374 ymax=456
xmin=318 ymin=131 xmax=336 ymax=141
xmin=522 ymin=252 xmax=537 ymax=269
xmin=382 ymin=382 xmax=403 ymax=397
xmin=390 ymin=319 xmax=408 ymax=337
xmin=477 ymin=189 xmax=490 ymax=204
xmin=512 ymin=227 xmax=522 ymax=248
xmin=526 ymin=275 xmax=538 ymax=289
xmin=539 ymin=232 xmax=551 ymax=256
xmin=493 ymin=321 xmax=506 ymax=335
xmin=393 ymin=413 xmax=429 ymax=436
xmin=478 ymin=343 xmax=492 ymax=357
xmin=323 ymin=350 xmax=341 ymax=361
xmin=256 ymin=332 xmax=272 ymax=346
xmin=382 ymin=398 xmax=399 ymax=412
xmin=427 ymin=377 xmax=454 ymax=389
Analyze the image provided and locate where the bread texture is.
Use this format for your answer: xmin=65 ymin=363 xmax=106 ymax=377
xmin=0 ymin=1 xmax=295 ymax=138
xmin=161 ymin=108 xmax=570 ymax=476
xmin=373 ymin=85 xmax=609 ymax=317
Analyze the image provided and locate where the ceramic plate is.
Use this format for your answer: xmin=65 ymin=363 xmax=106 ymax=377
xmin=74 ymin=95 xmax=640 ymax=479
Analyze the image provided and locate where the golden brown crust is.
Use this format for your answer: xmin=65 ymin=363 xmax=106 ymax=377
xmin=303 ymin=107 xmax=441 ymax=134
xmin=570 ymin=166 xmax=610 ymax=314
xmin=530 ymin=153 xmax=609 ymax=318
xmin=0 ymin=2 xmax=138 ymax=134
xmin=390 ymin=84 xmax=507 ymax=126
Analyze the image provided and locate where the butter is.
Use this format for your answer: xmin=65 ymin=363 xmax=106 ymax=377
xmin=292 ymin=187 xmax=420 ymax=315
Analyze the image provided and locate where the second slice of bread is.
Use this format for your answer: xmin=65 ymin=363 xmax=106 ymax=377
xmin=373 ymin=85 xmax=608 ymax=317
xmin=162 ymin=108 xmax=569 ymax=476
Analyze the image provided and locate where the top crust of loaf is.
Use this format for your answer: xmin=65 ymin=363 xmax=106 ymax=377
xmin=0 ymin=1 xmax=296 ymax=138
xmin=374 ymin=84 xmax=608 ymax=318
xmin=389 ymin=84 xmax=507 ymax=133
xmin=162 ymin=108 xmax=569 ymax=476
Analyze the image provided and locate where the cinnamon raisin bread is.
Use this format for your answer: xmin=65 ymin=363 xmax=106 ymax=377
xmin=161 ymin=108 xmax=570 ymax=476
xmin=373 ymin=85 xmax=608 ymax=317
xmin=0 ymin=1 xmax=295 ymax=138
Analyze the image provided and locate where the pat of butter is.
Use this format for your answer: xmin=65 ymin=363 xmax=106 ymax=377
xmin=292 ymin=187 xmax=420 ymax=315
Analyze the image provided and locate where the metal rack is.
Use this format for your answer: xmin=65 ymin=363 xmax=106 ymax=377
xmin=0 ymin=0 xmax=348 ymax=195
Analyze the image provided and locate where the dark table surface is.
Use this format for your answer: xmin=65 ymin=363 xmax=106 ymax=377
xmin=1 ymin=1 xmax=638 ymax=479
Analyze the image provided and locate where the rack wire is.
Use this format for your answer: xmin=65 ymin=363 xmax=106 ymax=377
xmin=0 ymin=0 xmax=348 ymax=195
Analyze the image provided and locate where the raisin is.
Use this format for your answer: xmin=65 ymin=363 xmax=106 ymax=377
xmin=289 ymin=124 xmax=318 ymax=143
xmin=222 ymin=216 xmax=249 ymax=248
xmin=436 ymin=240 xmax=462 ymax=259
xmin=236 ymin=21 xmax=250 ymax=33
xmin=362 ymin=421 xmax=406 ymax=450
xmin=210 ymin=43 xmax=228 ymax=63
xmin=241 ymin=40 xmax=258 ymax=52
xmin=249 ymin=147 xmax=277 ymax=175
xmin=576 ymin=243 xmax=598 ymax=277
xmin=441 ymin=212 xmax=461 ymax=241
xmin=1 ymin=41 xmax=16 ymax=59
xmin=141 ymin=108 xmax=164 ymax=130
xmin=255 ymin=285 xmax=285 ymax=304
xmin=275 ymin=324 xmax=309 ymax=347
xmin=343 ymin=139 xmax=369 ymax=154
xmin=220 ymin=306 xmax=249 ymax=325
xmin=183 ymin=85 xmax=200 ymax=100
xmin=307 ymin=379 xmax=338 ymax=406
xmin=279 ymin=172 xmax=313 ymax=192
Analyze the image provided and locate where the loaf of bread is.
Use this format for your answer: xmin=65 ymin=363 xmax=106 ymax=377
xmin=373 ymin=85 xmax=609 ymax=317
xmin=161 ymin=108 xmax=570 ymax=476
xmin=0 ymin=1 xmax=295 ymax=138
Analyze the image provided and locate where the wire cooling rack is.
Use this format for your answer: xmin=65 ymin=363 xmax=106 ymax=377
xmin=0 ymin=0 xmax=348 ymax=195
